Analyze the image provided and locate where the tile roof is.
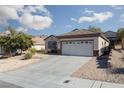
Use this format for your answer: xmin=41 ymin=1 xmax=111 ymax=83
xmin=56 ymin=29 xmax=109 ymax=42
xmin=104 ymin=31 xmax=117 ymax=38
xmin=32 ymin=36 xmax=47 ymax=45
xmin=57 ymin=29 xmax=101 ymax=36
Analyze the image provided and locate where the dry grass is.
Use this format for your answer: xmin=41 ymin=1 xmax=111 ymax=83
xmin=72 ymin=49 xmax=124 ymax=84
xmin=0 ymin=53 xmax=49 ymax=72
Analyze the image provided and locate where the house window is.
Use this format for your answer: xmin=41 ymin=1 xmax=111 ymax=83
xmin=81 ymin=41 xmax=84 ymax=43
xmin=85 ymin=41 xmax=88 ymax=43
xmin=104 ymin=42 xmax=106 ymax=46
xmin=48 ymin=41 xmax=57 ymax=49
xmin=89 ymin=41 xmax=92 ymax=44
xmin=66 ymin=41 xmax=68 ymax=44
xmin=102 ymin=42 xmax=104 ymax=47
xmin=77 ymin=41 xmax=80 ymax=44
xmin=69 ymin=41 xmax=72 ymax=44
xmin=72 ymin=41 xmax=75 ymax=44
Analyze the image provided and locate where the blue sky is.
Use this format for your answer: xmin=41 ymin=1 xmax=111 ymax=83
xmin=0 ymin=5 xmax=124 ymax=36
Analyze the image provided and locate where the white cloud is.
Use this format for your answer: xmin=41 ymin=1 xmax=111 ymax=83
xmin=111 ymin=5 xmax=123 ymax=10
xmin=35 ymin=6 xmax=51 ymax=16
xmin=0 ymin=6 xmax=19 ymax=23
xmin=84 ymin=9 xmax=94 ymax=14
xmin=16 ymin=27 xmax=28 ymax=32
xmin=0 ymin=5 xmax=53 ymax=31
xmin=65 ymin=25 xmax=72 ymax=28
xmin=22 ymin=6 xmax=50 ymax=16
xmin=121 ymin=14 xmax=124 ymax=18
xmin=71 ymin=18 xmax=77 ymax=22
xmin=78 ymin=12 xmax=113 ymax=23
xmin=20 ymin=13 xmax=53 ymax=30
xmin=9 ymin=5 xmax=25 ymax=10
xmin=78 ymin=17 xmax=95 ymax=23
xmin=120 ymin=14 xmax=124 ymax=22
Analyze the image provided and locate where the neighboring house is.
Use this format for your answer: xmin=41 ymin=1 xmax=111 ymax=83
xmin=104 ymin=31 xmax=118 ymax=48
xmin=32 ymin=36 xmax=47 ymax=51
xmin=45 ymin=29 xmax=109 ymax=56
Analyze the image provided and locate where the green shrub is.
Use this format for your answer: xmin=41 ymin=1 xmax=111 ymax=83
xmin=28 ymin=48 xmax=36 ymax=55
xmin=24 ymin=52 xmax=33 ymax=59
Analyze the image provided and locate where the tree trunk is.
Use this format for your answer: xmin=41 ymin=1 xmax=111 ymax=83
xmin=9 ymin=49 xmax=12 ymax=57
xmin=21 ymin=49 xmax=22 ymax=54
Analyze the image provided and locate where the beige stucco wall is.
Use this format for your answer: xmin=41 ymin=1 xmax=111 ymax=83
xmin=32 ymin=45 xmax=45 ymax=51
xmin=45 ymin=36 xmax=58 ymax=52
xmin=98 ymin=36 xmax=109 ymax=55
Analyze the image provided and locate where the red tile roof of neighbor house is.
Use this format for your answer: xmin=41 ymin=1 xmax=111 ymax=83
xmin=32 ymin=36 xmax=47 ymax=45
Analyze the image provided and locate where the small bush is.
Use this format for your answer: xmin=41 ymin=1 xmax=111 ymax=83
xmin=24 ymin=52 xmax=33 ymax=59
xmin=28 ymin=48 xmax=36 ymax=55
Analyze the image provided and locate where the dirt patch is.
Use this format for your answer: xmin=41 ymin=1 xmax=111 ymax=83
xmin=72 ymin=49 xmax=124 ymax=84
xmin=0 ymin=53 xmax=49 ymax=72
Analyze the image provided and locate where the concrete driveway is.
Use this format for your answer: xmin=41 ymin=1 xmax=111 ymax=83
xmin=0 ymin=55 xmax=92 ymax=88
xmin=0 ymin=55 xmax=124 ymax=88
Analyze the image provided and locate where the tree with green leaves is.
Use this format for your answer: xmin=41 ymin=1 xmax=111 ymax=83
xmin=0 ymin=28 xmax=33 ymax=56
xmin=88 ymin=26 xmax=102 ymax=32
xmin=117 ymin=28 xmax=124 ymax=49
xmin=16 ymin=32 xmax=33 ymax=52
xmin=117 ymin=28 xmax=124 ymax=40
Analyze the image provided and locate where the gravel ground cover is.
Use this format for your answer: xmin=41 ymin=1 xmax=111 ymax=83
xmin=72 ymin=49 xmax=124 ymax=84
xmin=0 ymin=53 xmax=49 ymax=72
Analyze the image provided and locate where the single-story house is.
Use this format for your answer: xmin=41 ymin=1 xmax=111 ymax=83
xmin=32 ymin=35 xmax=47 ymax=51
xmin=45 ymin=29 xmax=110 ymax=56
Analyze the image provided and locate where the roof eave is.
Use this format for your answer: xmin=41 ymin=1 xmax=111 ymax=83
xmin=56 ymin=33 xmax=100 ymax=39
xmin=44 ymin=35 xmax=57 ymax=40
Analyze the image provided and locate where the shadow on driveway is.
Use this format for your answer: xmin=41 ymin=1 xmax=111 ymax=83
xmin=0 ymin=80 xmax=22 ymax=88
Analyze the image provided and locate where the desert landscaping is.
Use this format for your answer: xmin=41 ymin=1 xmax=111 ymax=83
xmin=0 ymin=53 xmax=49 ymax=72
xmin=72 ymin=46 xmax=124 ymax=84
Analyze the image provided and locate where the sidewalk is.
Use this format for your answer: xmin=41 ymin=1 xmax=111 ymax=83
xmin=54 ymin=77 xmax=124 ymax=88
xmin=0 ymin=73 xmax=124 ymax=88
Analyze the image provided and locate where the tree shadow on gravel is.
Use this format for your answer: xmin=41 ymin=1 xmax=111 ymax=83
xmin=96 ymin=55 xmax=111 ymax=69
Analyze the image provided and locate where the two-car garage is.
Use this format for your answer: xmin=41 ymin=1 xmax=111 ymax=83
xmin=61 ymin=40 xmax=93 ymax=56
